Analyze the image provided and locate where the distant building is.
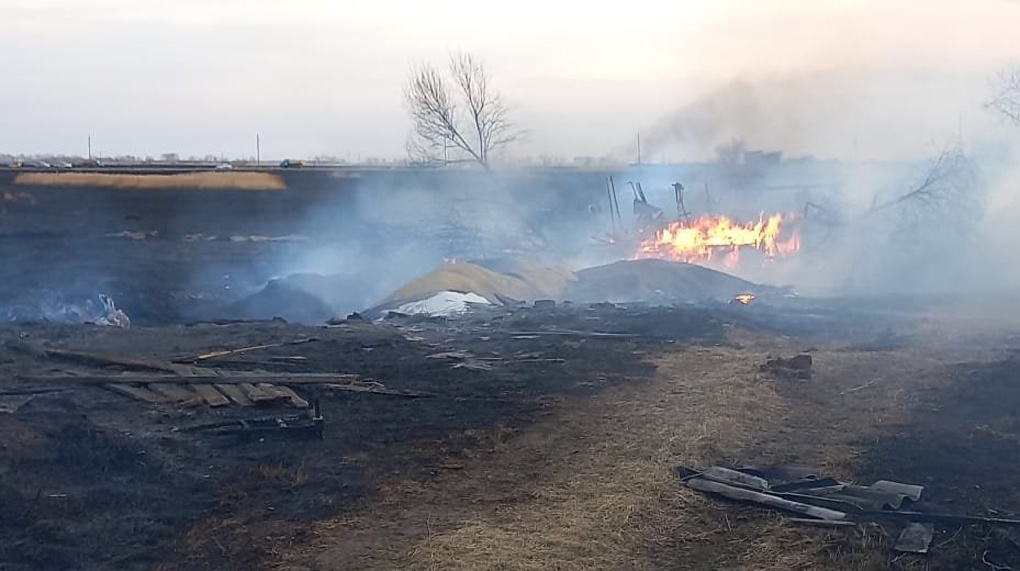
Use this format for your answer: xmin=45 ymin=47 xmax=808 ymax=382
xmin=743 ymin=150 xmax=783 ymax=166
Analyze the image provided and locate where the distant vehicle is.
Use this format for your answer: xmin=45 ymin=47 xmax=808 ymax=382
xmin=34 ymin=161 xmax=51 ymax=168
xmin=58 ymin=161 xmax=73 ymax=169
xmin=215 ymin=163 xmax=233 ymax=171
xmin=279 ymin=159 xmax=304 ymax=168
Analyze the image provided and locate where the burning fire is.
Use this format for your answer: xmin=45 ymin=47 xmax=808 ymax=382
xmin=634 ymin=213 xmax=801 ymax=267
xmin=734 ymin=293 xmax=755 ymax=305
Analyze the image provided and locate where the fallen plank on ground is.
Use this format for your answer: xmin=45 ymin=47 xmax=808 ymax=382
xmin=28 ymin=347 xmax=181 ymax=374
xmin=686 ymin=477 xmax=848 ymax=521
xmin=190 ymin=384 xmax=232 ymax=407
xmin=20 ymin=373 xmax=362 ymax=385
xmin=172 ymin=338 xmax=319 ymax=364
xmin=104 ymin=383 xmax=170 ymax=403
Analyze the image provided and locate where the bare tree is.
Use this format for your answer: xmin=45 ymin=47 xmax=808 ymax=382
xmin=405 ymin=52 xmax=523 ymax=169
xmin=868 ymin=145 xmax=980 ymax=217
xmin=989 ymin=66 xmax=1020 ymax=126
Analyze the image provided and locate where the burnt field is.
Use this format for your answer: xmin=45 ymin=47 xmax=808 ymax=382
xmin=0 ymin=169 xmax=612 ymax=325
xmin=3 ymin=178 xmax=1020 ymax=570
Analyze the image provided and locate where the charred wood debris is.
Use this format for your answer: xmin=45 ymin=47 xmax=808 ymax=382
xmin=677 ymin=463 xmax=1020 ymax=560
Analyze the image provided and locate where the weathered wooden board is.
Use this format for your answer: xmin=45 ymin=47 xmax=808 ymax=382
xmin=214 ymin=383 xmax=253 ymax=406
xmin=149 ymin=383 xmax=202 ymax=405
xmin=191 ymin=384 xmax=231 ymax=407
xmin=104 ymin=383 xmax=170 ymax=403
xmin=239 ymin=382 xmax=279 ymax=403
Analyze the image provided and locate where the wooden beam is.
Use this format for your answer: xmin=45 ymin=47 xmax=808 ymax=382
xmin=191 ymin=384 xmax=231 ymax=407
xmin=214 ymin=383 xmax=253 ymax=406
xmin=104 ymin=383 xmax=170 ymax=403
xmin=20 ymin=373 xmax=363 ymax=385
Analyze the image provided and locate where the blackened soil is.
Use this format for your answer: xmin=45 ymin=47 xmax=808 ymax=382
xmin=857 ymin=358 xmax=1020 ymax=570
xmin=0 ymin=303 xmax=722 ymax=571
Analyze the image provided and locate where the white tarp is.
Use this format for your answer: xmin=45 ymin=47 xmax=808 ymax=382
xmin=394 ymin=291 xmax=491 ymax=317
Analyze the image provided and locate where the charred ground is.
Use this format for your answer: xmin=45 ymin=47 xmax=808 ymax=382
xmin=3 ymin=179 xmax=1020 ymax=570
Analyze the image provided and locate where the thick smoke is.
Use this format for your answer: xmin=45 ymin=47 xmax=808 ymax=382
xmin=233 ymin=169 xmax=604 ymax=320
xmin=636 ymin=67 xmax=995 ymax=162
xmin=613 ymin=61 xmax=1020 ymax=300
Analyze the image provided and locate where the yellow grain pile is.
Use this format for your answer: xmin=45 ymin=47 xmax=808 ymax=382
xmin=376 ymin=259 xmax=575 ymax=307
xmin=14 ymin=171 xmax=287 ymax=190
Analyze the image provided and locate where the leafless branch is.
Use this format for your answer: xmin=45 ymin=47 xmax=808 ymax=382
xmin=989 ymin=66 xmax=1020 ymax=127
xmin=404 ymin=52 xmax=524 ymax=169
xmin=865 ymin=143 xmax=983 ymax=255
xmin=869 ymin=145 xmax=978 ymax=215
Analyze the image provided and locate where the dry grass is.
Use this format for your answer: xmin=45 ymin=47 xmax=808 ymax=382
xmin=13 ymin=171 xmax=286 ymax=190
xmin=289 ymin=344 xmax=831 ymax=570
xmin=397 ymin=346 xmax=827 ymax=571
xmin=251 ymin=463 xmax=311 ymax=487
xmin=279 ymin=315 xmax=1012 ymax=571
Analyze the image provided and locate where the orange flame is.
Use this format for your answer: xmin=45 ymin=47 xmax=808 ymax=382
xmin=734 ymin=293 xmax=756 ymax=305
xmin=634 ymin=212 xmax=800 ymax=267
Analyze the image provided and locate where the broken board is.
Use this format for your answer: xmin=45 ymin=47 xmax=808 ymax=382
xmin=104 ymin=381 xmax=308 ymax=409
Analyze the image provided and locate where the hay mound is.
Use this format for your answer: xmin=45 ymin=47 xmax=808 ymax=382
xmin=564 ymin=258 xmax=764 ymax=304
xmin=374 ymin=259 xmax=574 ymax=309
xmin=14 ymin=172 xmax=286 ymax=190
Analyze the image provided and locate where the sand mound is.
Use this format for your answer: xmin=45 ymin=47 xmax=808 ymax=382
xmin=14 ymin=172 xmax=286 ymax=190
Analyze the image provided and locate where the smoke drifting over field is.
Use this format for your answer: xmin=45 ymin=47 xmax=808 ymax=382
xmin=247 ymin=138 xmax=1018 ymax=323
xmin=609 ymin=53 xmax=1020 ymax=300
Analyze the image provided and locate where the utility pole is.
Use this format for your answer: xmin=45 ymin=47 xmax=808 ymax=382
xmin=636 ymin=133 xmax=642 ymax=166
xmin=87 ymin=135 xmax=92 ymax=160
xmin=256 ymin=133 xmax=261 ymax=167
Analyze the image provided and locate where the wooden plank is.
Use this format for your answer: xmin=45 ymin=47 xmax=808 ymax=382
xmin=43 ymin=348 xmax=180 ymax=373
xmin=686 ymin=477 xmax=848 ymax=521
xmin=255 ymin=383 xmax=295 ymax=405
xmin=320 ymin=383 xmax=434 ymax=398
xmin=25 ymin=373 xmax=362 ymax=385
xmin=214 ymin=383 xmax=253 ymax=406
xmin=264 ymin=384 xmax=310 ymax=408
xmin=239 ymin=382 xmax=279 ymax=403
xmin=148 ymin=383 xmax=203 ymax=405
xmin=172 ymin=338 xmax=318 ymax=363
xmin=104 ymin=383 xmax=171 ymax=403
xmin=190 ymin=384 xmax=231 ymax=407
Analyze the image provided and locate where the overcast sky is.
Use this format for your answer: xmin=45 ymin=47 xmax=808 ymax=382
xmin=1 ymin=0 xmax=1019 ymax=160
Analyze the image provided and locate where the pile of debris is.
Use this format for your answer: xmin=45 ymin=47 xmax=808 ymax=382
xmin=679 ymin=465 xmax=1020 ymax=556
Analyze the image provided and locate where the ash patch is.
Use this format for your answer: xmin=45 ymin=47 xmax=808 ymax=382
xmin=0 ymin=411 xmax=208 ymax=571
xmin=0 ymin=302 xmax=683 ymax=570
xmin=855 ymin=358 xmax=1020 ymax=570
xmin=564 ymin=258 xmax=771 ymax=305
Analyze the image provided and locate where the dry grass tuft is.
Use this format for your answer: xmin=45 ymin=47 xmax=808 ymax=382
xmin=291 ymin=319 xmax=1005 ymax=570
xmin=13 ymin=171 xmax=286 ymax=190
xmin=397 ymin=346 xmax=826 ymax=571
xmin=251 ymin=463 xmax=310 ymax=487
